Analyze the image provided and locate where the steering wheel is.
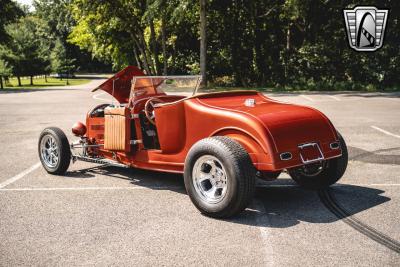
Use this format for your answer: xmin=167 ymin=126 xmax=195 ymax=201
xmin=144 ymin=97 xmax=165 ymax=125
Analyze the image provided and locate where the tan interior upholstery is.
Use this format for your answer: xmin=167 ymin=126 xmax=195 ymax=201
xmin=104 ymin=107 xmax=130 ymax=151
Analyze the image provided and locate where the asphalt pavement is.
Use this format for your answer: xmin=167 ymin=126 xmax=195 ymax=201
xmin=0 ymin=81 xmax=399 ymax=266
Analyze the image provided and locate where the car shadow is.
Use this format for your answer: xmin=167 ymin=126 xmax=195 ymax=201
xmin=227 ymin=179 xmax=390 ymax=228
xmin=65 ymin=165 xmax=390 ymax=229
xmin=65 ymin=164 xmax=186 ymax=192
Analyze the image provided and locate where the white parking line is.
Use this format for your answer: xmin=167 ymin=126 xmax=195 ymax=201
xmin=254 ymin=200 xmax=274 ymax=267
xmin=0 ymin=162 xmax=41 ymax=189
xmin=300 ymin=95 xmax=314 ymax=102
xmin=371 ymin=126 xmax=400 ymax=139
xmin=327 ymin=95 xmax=341 ymax=101
xmin=0 ymin=186 xmax=182 ymax=192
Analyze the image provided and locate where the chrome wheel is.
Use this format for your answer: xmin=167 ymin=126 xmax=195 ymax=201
xmin=40 ymin=135 xmax=59 ymax=168
xmin=192 ymin=155 xmax=228 ymax=204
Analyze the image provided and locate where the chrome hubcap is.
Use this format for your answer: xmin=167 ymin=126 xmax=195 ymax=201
xmin=192 ymin=155 xmax=228 ymax=204
xmin=40 ymin=135 xmax=59 ymax=168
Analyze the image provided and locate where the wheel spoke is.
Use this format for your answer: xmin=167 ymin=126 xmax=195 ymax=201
xmin=52 ymin=138 xmax=57 ymax=149
xmin=215 ymin=181 xmax=225 ymax=189
xmin=53 ymin=154 xmax=58 ymax=164
xmin=206 ymin=186 xmax=217 ymax=196
xmin=46 ymin=153 xmax=51 ymax=162
xmin=198 ymin=172 xmax=211 ymax=183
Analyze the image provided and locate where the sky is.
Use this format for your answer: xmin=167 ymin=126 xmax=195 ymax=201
xmin=15 ymin=0 xmax=34 ymax=9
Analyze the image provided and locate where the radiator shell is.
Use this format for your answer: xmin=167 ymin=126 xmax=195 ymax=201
xmin=104 ymin=107 xmax=130 ymax=151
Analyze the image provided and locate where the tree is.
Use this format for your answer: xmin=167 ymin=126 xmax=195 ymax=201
xmin=27 ymin=0 xmax=400 ymax=90
xmin=199 ymin=0 xmax=207 ymax=86
xmin=51 ymin=38 xmax=76 ymax=84
xmin=69 ymin=0 xmax=196 ymax=74
xmin=69 ymin=0 xmax=153 ymax=73
xmin=34 ymin=0 xmax=111 ymax=73
xmin=143 ymin=0 xmax=191 ymax=75
xmin=0 ymin=16 xmax=51 ymax=85
xmin=0 ymin=0 xmax=24 ymax=45
xmin=33 ymin=0 xmax=74 ymax=38
xmin=0 ymin=59 xmax=12 ymax=89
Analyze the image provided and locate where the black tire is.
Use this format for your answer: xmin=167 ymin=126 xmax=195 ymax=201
xmin=184 ymin=136 xmax=256 ymax=218
xmin=289 ymin=133 xmax=348 ymax=190
xmin=38 ymin=127 xmax=71 ymax=175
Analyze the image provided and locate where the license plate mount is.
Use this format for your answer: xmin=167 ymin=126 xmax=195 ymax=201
xmin=298 ymin=143 xmax=324 ymax=164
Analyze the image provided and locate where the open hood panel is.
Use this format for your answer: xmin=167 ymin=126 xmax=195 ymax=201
xmin=92 ymin=66 xmax=145 ymax=103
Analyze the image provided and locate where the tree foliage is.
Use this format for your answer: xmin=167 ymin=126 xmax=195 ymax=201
xmin=0 ymin=0 xmax=24 ymax=44
xmin=1 ymin=0 xmax=399 ymax=89
xmin=34 ymin=0 xmax=111 ymax=73
xmin=0 ymin=16 xmax=51 ymax=84
xmin=67 ymin=0 xmax=399 ymax=89
xmin=69 ymin=0 xmax=198 ymax=75
xmin=51 ymin=38 xmax=76 ymax=75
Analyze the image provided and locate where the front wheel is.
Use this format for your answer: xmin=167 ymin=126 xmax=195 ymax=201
xmin=38 ymin=127 xmax=71 ymax=175
xmin=184 ymin=136 xmax=256 ymax=218
xmin=288 ymin=133 xmax=348 ymax=190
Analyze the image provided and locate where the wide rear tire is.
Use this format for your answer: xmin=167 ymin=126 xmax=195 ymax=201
xmin=184 ymin=136 xmax=256 ymax=218
xmin=289 ymin=133 xmax=348 ymax=190
xmin=38 ymin=127 xmax=71 ymax=175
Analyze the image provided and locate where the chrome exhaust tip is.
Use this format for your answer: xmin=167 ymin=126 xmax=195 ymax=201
xmin=330 ymin=142 xmax=340 ymax=149
xmin=280 ymin=152 xmax=292 ymax=161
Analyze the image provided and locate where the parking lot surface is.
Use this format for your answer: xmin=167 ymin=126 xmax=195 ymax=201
xmin=0 ymin=82 xmax=399 ymax=266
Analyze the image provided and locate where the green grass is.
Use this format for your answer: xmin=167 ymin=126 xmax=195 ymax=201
xmin=2 ymin=76 xmax=91 ymax=89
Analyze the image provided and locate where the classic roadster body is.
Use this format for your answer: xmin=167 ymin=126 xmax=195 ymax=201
xmin=39 ymin=66 xmax=347 ymax=218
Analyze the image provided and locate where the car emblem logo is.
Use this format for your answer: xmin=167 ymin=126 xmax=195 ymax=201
xmin=343 ymin=6 xmax=389 ymax=52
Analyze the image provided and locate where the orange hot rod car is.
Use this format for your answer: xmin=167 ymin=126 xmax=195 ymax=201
xmin=38 ymin=66 xmax=348 ymax=218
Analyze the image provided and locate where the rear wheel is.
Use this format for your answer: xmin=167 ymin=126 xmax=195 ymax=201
xmin=38 ymin=127 xmax=71 ymax=175
xmin=289 ymin=134 xmax=348 ymax=190
xmin=184 ymin=136 xmax=256 ymax=218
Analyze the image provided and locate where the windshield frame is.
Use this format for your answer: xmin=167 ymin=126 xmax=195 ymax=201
xmin=131 ymin=75 xmax=203 ymax=98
